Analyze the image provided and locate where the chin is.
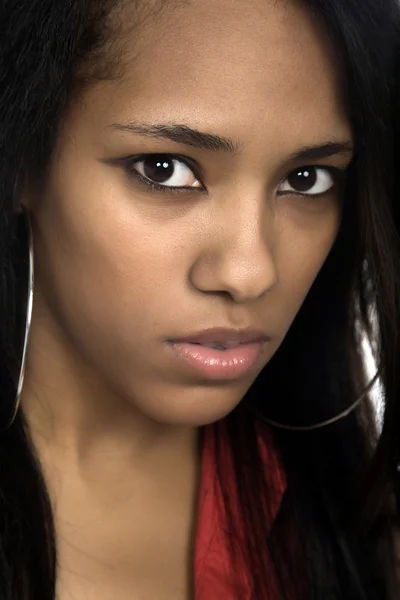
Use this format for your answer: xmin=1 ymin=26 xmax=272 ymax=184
xmin=140 ymin=396 xmax=241 ymax=428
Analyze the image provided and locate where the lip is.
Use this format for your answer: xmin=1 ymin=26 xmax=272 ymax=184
xmin=165 ymin=340 xmax=266 ymax=380
xmin=167 ymin=327 xmax=271 ymax=347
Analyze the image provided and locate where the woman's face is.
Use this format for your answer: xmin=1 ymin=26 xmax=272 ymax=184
xmin=25 ymin=0 xmax=353 ymax=426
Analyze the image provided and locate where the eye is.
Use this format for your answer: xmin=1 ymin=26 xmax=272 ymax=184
xmin=278 ymin=166 xmax=337 ymax=196
xmin=128 ymin=154 xmax=202 ymax=190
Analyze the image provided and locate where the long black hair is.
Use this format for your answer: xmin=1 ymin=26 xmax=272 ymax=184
xmin=0 ymin=1 xmax=400 ymax=599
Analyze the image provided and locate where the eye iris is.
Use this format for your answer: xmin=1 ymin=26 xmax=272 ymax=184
xmin=288 ymin=167 xmax=317 ymax=192
xmin=143 ymin=155 xmax=174 ymax=183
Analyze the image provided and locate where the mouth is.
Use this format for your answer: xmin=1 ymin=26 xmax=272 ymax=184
xmin=189 ymin=342 xmax=233 ymax=350
xmin=167 ymin=327 xmax=270 ymax=350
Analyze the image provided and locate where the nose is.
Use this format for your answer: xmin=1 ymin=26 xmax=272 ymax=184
xmin=190 ymin=200 xmax=278 ymax=304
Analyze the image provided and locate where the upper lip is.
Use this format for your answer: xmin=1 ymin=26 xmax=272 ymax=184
xmin=168 ymin=327 xmax=270 ymax=347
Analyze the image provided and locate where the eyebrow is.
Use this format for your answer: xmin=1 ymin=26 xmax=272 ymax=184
xmin=287 ymin=141 xmax=354 ymax=162
xmin=109 ymin=121 xmax=354 ymax=161
xmin=109 ymin=122 xmax=239 ymax=154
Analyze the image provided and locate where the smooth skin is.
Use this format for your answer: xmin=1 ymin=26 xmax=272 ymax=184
xmin=21 ymin=0 xmax=353 ymax=598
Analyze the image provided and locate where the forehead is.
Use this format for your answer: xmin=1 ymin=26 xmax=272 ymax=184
xmin=80 ymin=0 xmax=350 ymax=148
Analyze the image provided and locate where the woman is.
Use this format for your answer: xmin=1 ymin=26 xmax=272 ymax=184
xmin=0 ymin=0 xmax=400 ymax=598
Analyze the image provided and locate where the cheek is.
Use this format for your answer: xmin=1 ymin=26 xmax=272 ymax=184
xmin=32 ymin=165 xmax=183 ymax=381
xmin=274 ymin=206 xmax=340 ymax=327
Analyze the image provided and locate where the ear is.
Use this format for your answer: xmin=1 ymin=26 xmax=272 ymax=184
xmin=14 ymin=170 xmax=38 ymax=215
xmin=13 ymin=168 xmax=26 ymax=215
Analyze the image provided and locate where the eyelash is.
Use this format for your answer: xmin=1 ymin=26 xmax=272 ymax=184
xmin=123 ymin=154 xmax=346 ymax=198
xmin=124 ymin=154 xmax=203 ymax=196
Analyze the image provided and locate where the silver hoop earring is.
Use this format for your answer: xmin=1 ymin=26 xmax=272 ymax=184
xmin=9 ymin=211 xmax=34 ymax=427
xmin=256 ymin=370 xmax=381 ymax=431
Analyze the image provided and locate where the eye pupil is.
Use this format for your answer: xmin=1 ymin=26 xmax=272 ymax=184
xmin=143 ymin=155 xmax=174 ymax=183
xmin=288 ymin=167 xmax=317 ymax=192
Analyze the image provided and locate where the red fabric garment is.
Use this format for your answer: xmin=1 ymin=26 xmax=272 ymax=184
xmin=194 ymin=418 xmax=288 ymax=599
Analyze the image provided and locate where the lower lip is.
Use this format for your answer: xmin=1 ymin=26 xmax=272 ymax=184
xmin=166 ymin=341 xmax=264 ymax=380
